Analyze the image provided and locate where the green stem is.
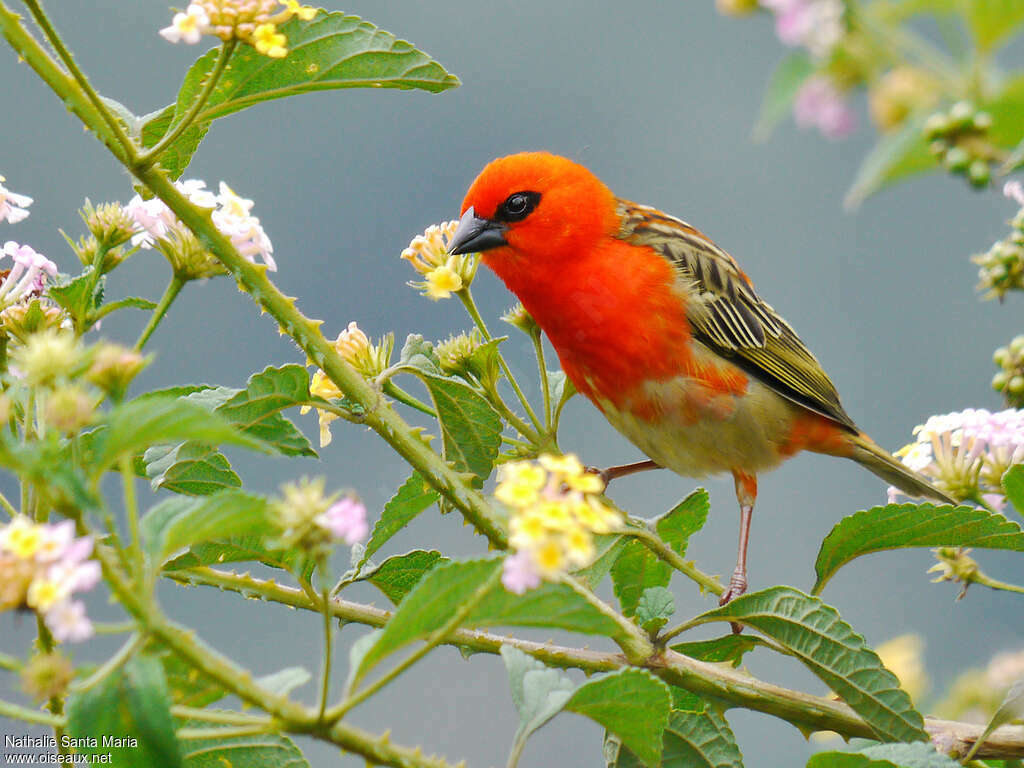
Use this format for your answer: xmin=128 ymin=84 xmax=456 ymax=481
xmin=974 ymin=571 xmax=1024 ymax=595
xmin=72 ymin=634 xmax=142 ymax=693
xmin=326 ymin=569 xmax=502 ymax=722
xmin=120 ymin=456 xmax=145 ymax=587
xmin=135 ymin=275 xmax=184 ymax=350
xmin=19 ymin=0 xmax=134 ymax=161
xmin=138 ymin=41 xmax=236 ymax=166
xmin=484 ymin=382 xmax=541 ymax=443
xmin=458 ymin=288 xmax=544 ymax=434
xmin=626 ymin=523 xmax=725 ymax=597
xmin=383 ymin=380 xmax=436 ymax=417
xmin=0 ymin=651 xmax=22 ymax=671
xmin=172 ymin=706 xmax=273 ymax=726
xmin=178 ymin=724 xmax=274 ymax=740
xmin=530 ymin=331 xmax=552 ymax=431
xmin=317 ymin=585 xmax=332 ymax=721
xmin=0 ymin=488 xmax=18 ymax=517
xmin=562 ymin=575 xmax=653 ymax=663
xmin=0 ymin=698 xmax=64 ymax=728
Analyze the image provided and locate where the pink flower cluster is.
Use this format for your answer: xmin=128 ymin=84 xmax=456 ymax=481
xmin=0 ymin=242 xmax=58 ymax=307
xmin=890 ymin=408 xmax=1024 ymax=508
xmin=793 ymin=76 xmax=856 ymax=139
xmin=124 ymin=179 xmax=276 ymax=270
xmin=315 ymin=497 xmax=369 ymax=545
xmin=0 ymin=518 xmax=100 ymax=642
xmin=761 ymin=0 xmax=844 ymax=59
xmin=0 ymin=177 xmax=33 ymax=224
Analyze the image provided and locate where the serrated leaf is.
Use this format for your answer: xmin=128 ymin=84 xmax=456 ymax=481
xmin=1004 ymin=465 xmax=1024 ymax=517
xmin=656 ymin=489 xmax=710 ymax=554
xmin=48 ymin=269 xmax=103 ymax=330
xmin=66 ymin=654 xmax=182 ymax=768
xmin=567 ymin=669 xmax=672 ymax=767
xmin=753 ymin=52 xmax=814 ymax=141
xmin=964 ymin=0 xmax=1024 ymax=52
xmin=635 ymin=586 xmax=675 ymax=636
xmin=605 ymin=708 xmax=742 ymax=768
xmin=367 ymin=549 xmax=449 ymax=604
xmin=501 ymin=645 xmax=577 ymax=760
xmin=670 ymin=635 xmax=762 ymax=667
xmin=965 ymin=678 xmax=1024 ymax=761
xmin=213 ymin=365 xmax=317 ymax=457
xmin=179 ymin=722 xmax=310 ymax=768
xmin=353 ymin=559 xmax=622 ymax=685
xmin=813 ymin=503 xmax=1024 ymax=593
xmin=163 ymin=535 xmax=302 ymax=573
xmin=93 ymin=296 xmax=158 ymax=322
xmin=91 ymin=395 xmax=265 ymax=474
xmin=575 ymin=534 xmax=627 ymax=590
xmin=143 ymin=12 xmax=458 ymax=179
xmin=807 ymin=741 xmax=961 ymax=768
xmin=141 ymin=490 xmax=271 ymax=569
xmin=255 ymin=667 xmax=311 ymax=697
xmin=694 ymin=586 xmax=928 ymax=743
xmin=363 ymin=472 xmax=439 ymax=562
xmin=156 ymin=648 xmax=226 ymax=709
xmin=844 ymin=113 xmax=933 ymax=209
xmin=144 ymin=441 xmax=241 ymax=496
xmin=418 ymin=373 xmax=502 ymax=484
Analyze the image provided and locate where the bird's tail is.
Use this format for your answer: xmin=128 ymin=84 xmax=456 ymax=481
xmin=848 ymin=432 xmax=956 ymax=505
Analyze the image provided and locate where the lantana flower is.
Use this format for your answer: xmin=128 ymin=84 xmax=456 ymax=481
xmin=159 ymin=1 xmax=318 ymax=58
xmin=793 ymin=76 xmax=856 ymax=139
xmin=495 ymin=453 xmax=622 ymax=594
xmin=0 ymin=518 xmax=99 ymax=643
xmin=761 ymin=0 xmax=844 ymax=60
xmin=270 ymin=477 xmax=369 ymax=556
xmin=402 ymin=221 xmax=477 ymax=300
xmin=0 ymin=176 xmax=33 ymax=224
xmin=0 ymin=242 xmax=58 ymax=309
xmin=888 ymin=408 xmax=1024 ymax=508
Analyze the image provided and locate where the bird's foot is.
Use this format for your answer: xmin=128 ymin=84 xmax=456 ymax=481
xmin=585 ymin=459 xmax=661 ymax=488
xmin=719 ymin=568 xmax=748 ymax=634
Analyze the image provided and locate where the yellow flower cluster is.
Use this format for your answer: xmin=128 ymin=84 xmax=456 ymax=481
xmin=161 ymin=0 xmax=317 ymax=58
xmin=401 ymin=221 xmax=476 ymax=300
xmin=303 ymin=321 xmax=393 ymax=446
xmin=497 ymin=455 xmax=621 ymax=591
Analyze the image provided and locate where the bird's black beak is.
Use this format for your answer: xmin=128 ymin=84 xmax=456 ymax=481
xmin=448 ymin=207 xmax=508 ymax=255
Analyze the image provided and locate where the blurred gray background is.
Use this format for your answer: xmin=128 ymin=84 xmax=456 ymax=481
xmin=2 ymin=1 xmax=1022 ymax=766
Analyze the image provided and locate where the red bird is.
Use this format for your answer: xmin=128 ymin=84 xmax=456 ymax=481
xmin=447 ymin=152 xmax=953 ymax=603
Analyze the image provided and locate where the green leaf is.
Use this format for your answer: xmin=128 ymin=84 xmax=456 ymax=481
xmin=613 ymin=490 xmax=708 ymax=616
xmin=1004 ymin=465 xmax=1024 ymax=517
xmin=417 ymin=373 xmax=502 ymax=484
xmin=965 ymin=678 xmax=1024 ymax=762
xmin=844 ymin=114 xmax=933 ymax=209
xmin=93 ymin=296 xmax=158 ymax=322
xmin=635 ymin=586 xmax=676 ymax=636
xmin=671 ymin=634 xmax=762 ymax=667
xmin=575 ymin=534 xmax=628 ymax=590
xmin=367 ymin=549 xmax=449 ymax=604
xmin=963 ymin=0 xmax=1024 ymax=52
xmin=363 ymin=472 xmax=439 ymax=561
xmin=48 ymin=269 xmax=103 ymax=329
xmin=501 ymin=645 xmax=577 ymax=761
xmin=753 ymin=52 xmax=814 ymax=141
xmin=694 ymin=587 xmax=928 ymax=743
xmin=156 ymin=648 xmax=226 ymax=709
xmin=143 ymin=12 xmax=459 ymax=179
xmin=605 ymin=708 xmax=743 ymax=768
xmin=213 ymin=365 xmax=317 ymax=457
xmin=141 ymin=490 xmax=271 ymax=569
xmin=807 ymin=742 xmax=962 ymax=768
xmin=144 ymin=441 xmax=242 ymax=496
xmin=163 ymin=536 xmax=302 ymax=573
xmin=567 ymin=669 xmax=672 ymax=768
xmin=397 ymin=334 xmax=443 ymax=376
xmin=91 ymin=396 xmax=265 ymax=475
xmin=66 ymin=654 xmax=183 ymax=767
xmin=256 ymin=667 xmax=311 ymax=697
xmin=813 ymin=503 xmax=1024 ymax=593
xmin=179 ymin=723 xmax=310 ymax=768
xmin=353 ymin=559 xmax=622 ymax=684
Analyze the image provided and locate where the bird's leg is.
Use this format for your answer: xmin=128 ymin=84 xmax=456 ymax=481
xmin=721 ymin=471 xmax=757 ymax=618
xmin=588 ymin=459 xmax=662 ymax=486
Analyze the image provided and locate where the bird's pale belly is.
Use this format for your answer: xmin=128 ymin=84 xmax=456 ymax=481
xmin=593 ymin=375 xmax=799 ymax=478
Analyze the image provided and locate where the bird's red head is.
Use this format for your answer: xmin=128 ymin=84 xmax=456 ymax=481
xmin=448 ymin=152 xmax=618 ymax=273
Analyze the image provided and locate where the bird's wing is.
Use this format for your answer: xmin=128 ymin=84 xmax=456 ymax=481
xmin=615 ymin=198 xmax=857 ymax=431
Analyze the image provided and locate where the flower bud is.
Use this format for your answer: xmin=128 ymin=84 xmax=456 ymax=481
xmin=86 ymin=343 xmax=149 ymax=401
xmin=943 ymin=146 xmax=969 ymax=172
xmin=11 ymin=329 xmax=86 ymax=387
xmin=0 ymin=299 xmax=66 ymax=345
xmin=81 ymin=199 xmax=137 ymax=253
xmin=948 ymin=100 xmax=975 ymax=128
xmin=45 ymin=386 xmax=95 ymax=435
xmin=20 ymin=652 xmax=73 ymax=703
xmin=502 ymin=302 xmax=540 ymax=337
xmin=968 ymin=159 xmax=990 ymax=188
xmin=923 ymin=113 xmax=950 ymax=140
xmin=437 ymin=329 xmax=482 ymax=376
xmin=868 ymin=67 xmax=939 ymax=132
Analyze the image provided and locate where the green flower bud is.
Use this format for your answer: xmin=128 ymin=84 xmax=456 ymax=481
xmin=20 ymin=652 xmax=73 ymax=703
xmin=10 ymin=329 xmax=86 ymax=388
xmin=923 ymin=113 xmax=950 ymax=140
xmin=967 ymin=159 xmax=990 ymax=188
xmin=1010 ymin=336 xmax=1024 ymax=355
xmin=928 ymin=139 xmax=949 ymax=157
xmin=992 ymin=371 xmax=1010 ymax=391
xmin=44 ymin=385 xmax=95 ymax=434
xmin=948 ymin=101 xmax=975 ymax=128
xmin=1010 ymin=375 xmax=1024 ymax=395
xmin=971 ymin=111 xmax=993 ymax=131
xmin=994 ymin=347 xmax=1010 ymax=367
xmin=943 ymin=146 xmax=970 ymax=172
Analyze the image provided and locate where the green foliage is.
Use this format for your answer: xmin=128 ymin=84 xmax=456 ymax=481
xmin=694 ymin=587 xmax=928 ymax=743
xmin=965 ymin=679 xmax=1024 ymax=761
xmin=753 ymin=53 xmax=814 ymax=141
xmin=613 ymin=490 xmax=709 ymax=615
xmin=48 ymin=269 xmax=104 ymax=333
xmin=178 ymin=725 xmax=310 ymax=768
xmin=501 ymin=645 xmax=577 ymax=762
xmin=606 ymin=708 xmax=743 ymax=768
xmin=806 ymin=742 xmax=961 ymax=767
xmin=670 ymin=635 xmax=762 ymax=667
xmin=157 ymin=648 xmax=226 ymax=709
xmin=1004 ymin=465 xmax=1024 ymax=516
xmin=813 ymin=503 xmax=1024 ymax=593
xmin=634 ymin=586 xmax=675 ymax=636
xmin=163 ymin=535 xmax=302 ymax=573
xmin=963 ymin=0 xmax=1024 ymax=52
xmin=566 ymin=669 xmax=672 ymax=768
xmin=66 ymin=654 xmax=183 ymax=767
xmin=144 ymin=441 xmax=241 ymax=496
xmin=141 ymin=11 xmax=460 ymax=178
xmin=213 ymin=365 xmax=318 ymax=457
xmin=844 ymin=115 xmax=933 ymax=209
xmin=141 ymin=490 xmax=272 ymax=570
xmin=366 ymin=549 xmax=449 ymax=604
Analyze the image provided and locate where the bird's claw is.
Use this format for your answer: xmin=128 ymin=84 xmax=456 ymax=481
xmin=719 ymin=568 xmax=748 ymax=634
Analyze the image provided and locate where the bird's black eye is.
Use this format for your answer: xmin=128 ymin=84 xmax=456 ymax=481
xmin=495 ymin=191 xmax=540 ymax=223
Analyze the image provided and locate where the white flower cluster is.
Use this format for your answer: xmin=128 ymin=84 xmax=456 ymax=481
xmin=0 ymin=175 xmax=58 ymax=309
xmin=0 ymin=518 xmax=99 ymax=643
xmin=890 ymin=408 xmax=1024 ymax=508
xmin=125 ymin=179 xmax=275 ymax=271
